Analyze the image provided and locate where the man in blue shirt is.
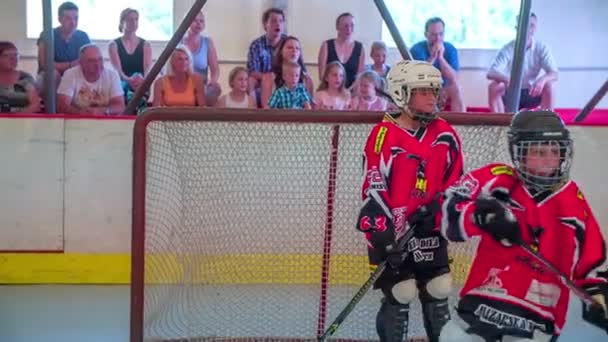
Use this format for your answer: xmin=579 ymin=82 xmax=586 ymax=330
xmin=37 ymin=2 xmax=90 ymax=91
xmin=410 ymin=17 xmax=464 ymax=112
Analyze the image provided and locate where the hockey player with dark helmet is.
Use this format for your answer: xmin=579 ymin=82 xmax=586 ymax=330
xmin=384 ymin=60 xmax=443 ymax=127
xmin=507 ymin=109 xmax=573 ymax=193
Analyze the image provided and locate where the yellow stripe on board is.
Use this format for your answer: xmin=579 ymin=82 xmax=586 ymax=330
xmin=0 ymin=253 xmax=474 ymax=285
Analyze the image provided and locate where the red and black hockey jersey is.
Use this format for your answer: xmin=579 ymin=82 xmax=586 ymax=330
xmin=441 ymin=163 xmax=607 ymax=333
xmin=359 ymin=114 xmax=463 ymax=258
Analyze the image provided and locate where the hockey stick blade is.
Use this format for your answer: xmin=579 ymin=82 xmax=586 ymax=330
xmin=517 ymin=242 xmax=599 ymax=307
xmin=317 ymin=225 xmax=416 ymax=341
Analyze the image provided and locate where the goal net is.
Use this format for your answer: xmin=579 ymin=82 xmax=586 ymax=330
xmin=131 ymin=108 xmax=512 ymax=342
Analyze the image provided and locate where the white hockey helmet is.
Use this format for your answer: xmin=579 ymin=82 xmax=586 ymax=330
xmin=385 ymin=60 xmax=442 ymax=124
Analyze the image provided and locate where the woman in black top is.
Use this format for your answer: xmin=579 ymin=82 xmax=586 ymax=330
xmin=317 ymin=13 xmax=366 ymax=89
xmin=108 ymin=8 xmax=152 ymax=106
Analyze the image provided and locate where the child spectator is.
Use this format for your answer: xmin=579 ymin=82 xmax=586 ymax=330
xmin=350 ymin=70 xmax=387 ymax=111
xmin=217 ymin=66 xmax=256 ymax=109
xmin=313 ymin=61 xmax=350 ymax=110
xmin=365 ymin=41 xmax=390 ymax=79
xmin=267 ymin=61 xmax=311 ymax=109
xmin=261 ymin=36 xmax=314 ymax=108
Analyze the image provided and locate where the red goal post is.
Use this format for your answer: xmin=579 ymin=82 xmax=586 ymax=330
xmin=131 ymin=108 xmax=512 ymax=342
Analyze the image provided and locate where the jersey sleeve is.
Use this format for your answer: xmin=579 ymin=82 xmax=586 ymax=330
xmin=572 ymin=191 xmax=608 ymax=288
xmin=436 ymin=126 xmax=464 ymax=189
xmin=439 ymin=164 xmax=516 ymax=242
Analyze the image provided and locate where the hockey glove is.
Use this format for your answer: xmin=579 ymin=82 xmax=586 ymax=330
xmin=473 ymin=197 xmax=522 ymax=246
xmin=582 ymin=283 xmax=608 ymax=333
xmin=357 ymin=199 xmax=403 ymax=268
xmin=409 ymin=194 xmax=442 ymax=236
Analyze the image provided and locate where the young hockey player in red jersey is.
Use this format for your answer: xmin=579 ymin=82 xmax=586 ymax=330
xmin=356 ymin=60 xmax=464 ymax=342
xmin=436 ymin=109 xmax=608 ymax=341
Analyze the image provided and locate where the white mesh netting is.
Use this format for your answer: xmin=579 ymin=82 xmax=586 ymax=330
xmin=135 ymin=118 xmax=511 ymax=341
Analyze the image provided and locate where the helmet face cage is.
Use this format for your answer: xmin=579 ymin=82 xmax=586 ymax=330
xmin=510 ymin=139 xmax=573 ymax=191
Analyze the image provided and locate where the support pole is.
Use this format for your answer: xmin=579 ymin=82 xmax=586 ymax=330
xmin=504 ymin=0 xmax=532 ymax=113
xmin=42 ymin=0 xmax=56 ymax=114
xmin=373 ymin=0 xmax=411 ymax=60
xmin=573 ymin=79 xmax=608 ymax=123
xmin=124 ymin=0 xmax=209 ymax=115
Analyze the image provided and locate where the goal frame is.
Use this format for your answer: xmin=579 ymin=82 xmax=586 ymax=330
xmin=130 ymin=107 xmax=512 ymax=342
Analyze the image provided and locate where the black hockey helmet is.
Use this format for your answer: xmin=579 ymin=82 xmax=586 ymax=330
xmin=507 ymin=110 xmax=573 ymax=191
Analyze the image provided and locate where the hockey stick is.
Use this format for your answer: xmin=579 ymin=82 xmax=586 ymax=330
xmin=317 ymin=225 xmax=416 ymax=342
xmin=516 ymin=242 xmax=600 ymax=307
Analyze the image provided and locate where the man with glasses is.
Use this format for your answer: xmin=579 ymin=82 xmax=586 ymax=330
xmin=411 ymin=17 xmax=464 ymax=112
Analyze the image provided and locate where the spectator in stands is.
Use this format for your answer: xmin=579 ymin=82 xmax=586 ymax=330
xmin=260 ymin=36 xmax=314 ymax=108
xmin=487 ymin=13 xmax=558 ymax=112
xmin=247 ymin=8 xmax=286 ymax=106
xmin=57 ymin=44 xmax=124 ymax=115
xmin=217 ymin=66 xmax=256 ymax=109
xmin=108 ymin=8 xmax=152 ymax=106
xmin=313 ymin=61 xmax=350 ymax=110
xmin=153 ymin=45 xmax=205 ymax=107
xmin=350 ymin=70 xmax=387 ymax=111
xmin=267 ymin=61 xmax=312 ymax=109
xmin=37 ymin=1 xmax=90 ymax=90
xmin=0 ymin=42 xmax=41 ymax=113
xmin=183 ymin=10 xmax=221 ymax=106
xmin=410 ymin=17 xmax=464 ymax=112
xmin=318 ymin=13 xmax=365 ymax=89
xmin=365 ymin=41 xmax=391 ymax=79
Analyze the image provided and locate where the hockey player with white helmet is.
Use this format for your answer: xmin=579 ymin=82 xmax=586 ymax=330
xmin=357 ymin=60 xmax=464 ymax=341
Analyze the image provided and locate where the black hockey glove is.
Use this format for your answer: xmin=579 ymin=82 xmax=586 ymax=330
xmin=473 ymin=197 xmax=522 ymax=246
xmin=582 ymin=283 xmax=608 ymax=333
xmin=357 ymin=199 xmax=403 ymax=268
xmin=409 ymin=194 xmax=442 ymax=236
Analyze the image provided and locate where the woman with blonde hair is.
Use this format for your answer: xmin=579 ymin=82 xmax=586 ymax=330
xmin=153 ymin=45 xmax=205 ymax=107
xmin=183 ymin=11 xmax=221 ymax=106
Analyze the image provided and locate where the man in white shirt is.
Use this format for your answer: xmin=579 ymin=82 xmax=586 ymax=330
xmin=487 ymin=13 xmax=558 ymax=113
xmin=57 ymin=44 xmax=124 ymax=115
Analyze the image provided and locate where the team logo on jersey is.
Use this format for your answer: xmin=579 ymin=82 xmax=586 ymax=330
xmin=392 ymin=206 xmax=407 ymax=233
xmin=478 ymin=267 xmax=508 ymax=295
xmin=490 ymin=165 xmax=514 ymax=176
xmin=374 ymin=127 xmax=388 ymax=154
xmin=473 ymin=304 xmax=545 ymax=333
xmin=452 ymin=175 xmax=479 ymax=197
xmin=524 ymin=279 xmax=561 ymax=308
xmin=577 ymin=189 xmax=584 ymax=200
xmin=367 ymin=168 xmax=386 ymax=191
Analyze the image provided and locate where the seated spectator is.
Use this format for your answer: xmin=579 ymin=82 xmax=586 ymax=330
xmin=217 ymin=66 xmax=256 ymax=109
xmin=267 ymin=61 xmax=312 ymax=109
xmin=153 ymin=45 xmax=205 ymax=107
xmin=350 ymin=70 xmax=387 ymax=111
xmin=247 ymin=8 xmax=286 ymax=106
xmin=317 ymin=13 xmax=365 ymax=89
xmin=313 ymin=61 xmax=350 ymax=110
xmin=260 ymin=36 xmax=314 ymax=108
xmin=37 ymin=1 xmax=90 ymax=91
xmin=365 ymin=41 xmax=390 ymax=79
xmin=108 ymin=8 xmax=152 ymax=106
xmin=487 ymin=13 xmax=558 ymax=112
xmin=57 ymin=44 xmax=124 ymax=115
xmin=183 ymin=10 xmax=221 ymax=106
xmin=0 ymin=42 xmax=41 ymax=113
xmin=410 ymin=17 xmax=464 ymax=112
